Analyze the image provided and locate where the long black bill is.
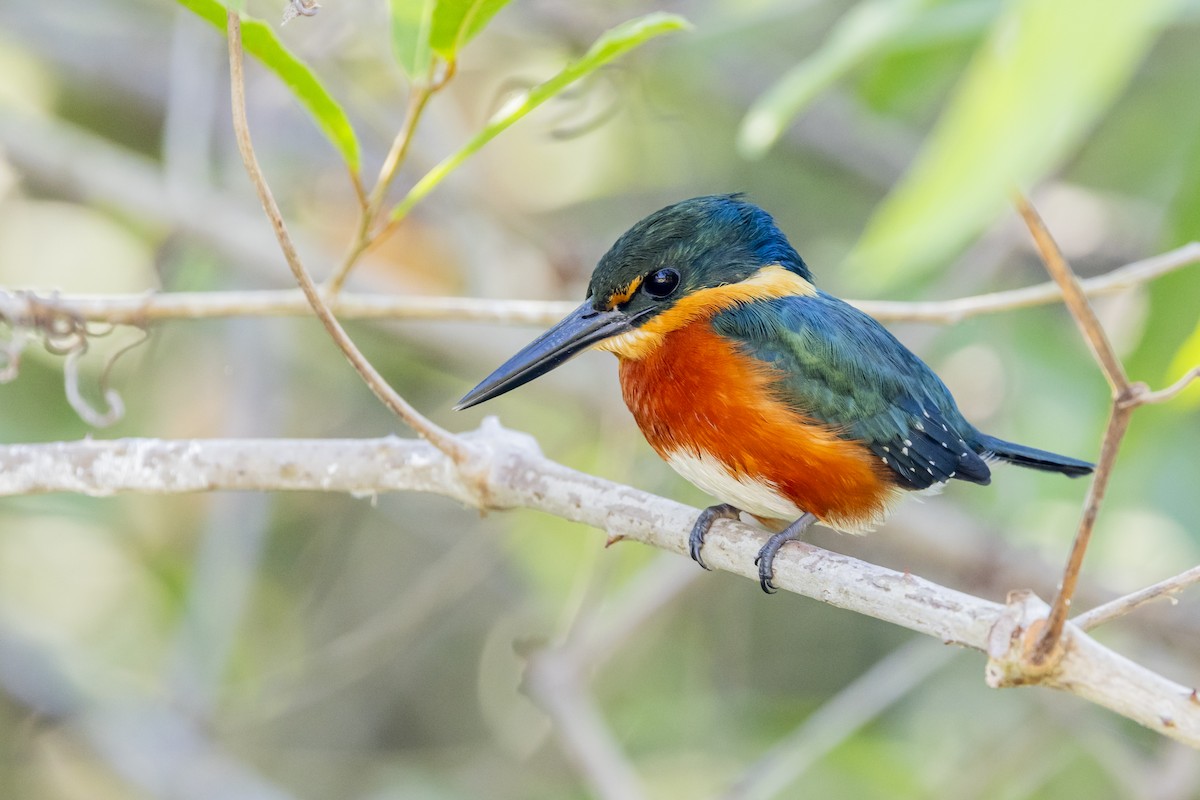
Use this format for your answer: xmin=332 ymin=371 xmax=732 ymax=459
xmin=455 ymin=301 xmax=638 ymax=410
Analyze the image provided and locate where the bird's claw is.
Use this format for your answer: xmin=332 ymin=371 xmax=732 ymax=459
xmin=688 ymin=534 xmax=711 ymax=571
xmin=754 ymin=549 xmax=778 ymax=594
xmin=753 ymin=512 xmax=817 ymax=595
xmin=687 ymin=504 xmax=740 ymax=572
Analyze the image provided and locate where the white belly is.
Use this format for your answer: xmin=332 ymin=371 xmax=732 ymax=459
xmin=665 ymin=449 xmax=804 ymax=521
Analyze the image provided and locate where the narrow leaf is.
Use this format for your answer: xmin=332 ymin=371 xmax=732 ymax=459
xmin=174 ymin=0 xmax=362 ymax=174
xmin=429 ymin=0 xmax=512 ymax=60
xmin=391 ymin=12 xmax=690 ymax=220
xmin=845 ymin=0 xmax=1180 ymax=289
xmin=1166 ymin=322 xmax=1200 ymax=407
xmin=390 ymin=0 xmax=436 ymax=79
xmin=738 ymin=0 xmax=932 ymax=160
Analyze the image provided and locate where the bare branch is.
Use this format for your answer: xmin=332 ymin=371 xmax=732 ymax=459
xmin=1015 ymin=196 xmax=1131 ymax=395
xmin=1013 ymin=199 xmax=1199 ymax=673
xmin=1032 ymin=404 xmax=1133 ymax=665
xmin=986 ymin=591 xmax=1197 ymax=742
xmin=1076 ymin=565 xmax=1200 ymax=632
xmin=3 ymin=242 xmax=1197 ymax=328
xmin=0 ymin=431 xmax=1195 ymax=747
xmin=1013 ymin=196 xmax=1142 ymax=669
xmin=1135 ymin=366 xmax=1200 ymax=407
xmin=0 ymin=288 xmax=577 ymax=327
xmin=859 ymin=241 xmax=1200 ymax=324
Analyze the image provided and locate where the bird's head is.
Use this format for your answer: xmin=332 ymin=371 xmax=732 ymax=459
xmin=456 ymin=195 xmax=814 ymax=410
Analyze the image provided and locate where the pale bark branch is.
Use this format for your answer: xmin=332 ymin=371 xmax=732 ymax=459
xmin=2 ymin=242 xmax=1196 ymax=329
xmin=1076 ymin=565 xmax=1200 ymax=632
xmin=0 ymin=429 xmax=1195 ymax=747
xmin=1135 ymin=366 xmax=1200 ymax=407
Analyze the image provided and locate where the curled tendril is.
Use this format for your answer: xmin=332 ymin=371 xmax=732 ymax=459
xmin=36 ymin=310 xmax=88 ymax=356
xmin=0 ymin=290 xmax=150 ymax=428
xmin=64 ymin=345 xmax=123 ymax=428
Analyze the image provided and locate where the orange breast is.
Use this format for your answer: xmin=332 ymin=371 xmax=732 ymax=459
xmin=618 ymin=320 xmax=899 ymax=532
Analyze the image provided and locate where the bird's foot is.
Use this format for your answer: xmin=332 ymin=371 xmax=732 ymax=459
xmin=688 ymin=503 xmax=741 ymax=570
xmin=753 ymin=512 xmax=817 ymax=594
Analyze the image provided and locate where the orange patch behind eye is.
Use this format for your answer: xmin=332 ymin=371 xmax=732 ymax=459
xmin=606 ymin=275 xmax=644 ymax=309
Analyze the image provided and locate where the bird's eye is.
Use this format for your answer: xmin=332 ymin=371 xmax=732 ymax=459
xmin=643 ymin=268 xmax=680 ymax=299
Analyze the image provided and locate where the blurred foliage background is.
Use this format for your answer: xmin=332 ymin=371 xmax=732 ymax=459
xmin=1 ymin=0 xmax=1198 ymax=797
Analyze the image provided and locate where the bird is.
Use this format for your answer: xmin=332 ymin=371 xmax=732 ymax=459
xmin=456 ymin=195 xmax=1094 ymax=592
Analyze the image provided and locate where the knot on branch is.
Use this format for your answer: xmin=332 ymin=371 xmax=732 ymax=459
xmin=453 ymin=416 xmax=545 ymax=511
xmin=986 ymin=590 xmax=1069 ymax=688
xmin=1116 ymin=381 xmax=1152 ymax=410
xmin=1 ymin=290 xmax=87 ymax=365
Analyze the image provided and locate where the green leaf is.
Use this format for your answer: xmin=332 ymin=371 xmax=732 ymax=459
xmin=845 ymin=0 xmax=1181 ymax=290
xmin=738 ymin=0 xmax=933 ymax=160
xmin=391 ymin=12 xmax=690 ymax=220
xmin=174 ymin=0 xmax=361 ymax=174
xmin=429 ymin=0 xmax=512 ymax=60
xmin=389 ymin=0 xmax=436 ymax=79
xmin=1166 ymin=321 xmax=1200 ymax=408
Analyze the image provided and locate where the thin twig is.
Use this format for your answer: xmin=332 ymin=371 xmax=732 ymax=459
xmin=1075 ymin=565 xmax=1200 ymax=631
xmin=4 ymin=242 xmax=1198 ymax=328
xmin=1032 ymin=404 xmax=1133 ymax=664
xmin=862 ymin=241 xmax=1200 ymax=323
xmin=1016 ymin=196 xmax=1131 ymax=396
xmin=326 ymin=75 xmax=442 ymax=295
xmin=1014 ymin=199 xmax=1200 ymax=668
xmin=1015 ymin=197 xmax=1136 ymax=666
xmin=224 ymin=12 xmax=470 ymax=463
xmin=1134 ymin=366 xmax=1200 ymax=407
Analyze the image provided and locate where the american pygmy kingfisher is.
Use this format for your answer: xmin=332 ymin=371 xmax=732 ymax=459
xmin=457 ymin=195 xmax=1094 ymax=592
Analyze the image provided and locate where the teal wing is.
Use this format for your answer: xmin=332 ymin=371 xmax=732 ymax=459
xmin=711 ymin=292 xmax=992 ymax=491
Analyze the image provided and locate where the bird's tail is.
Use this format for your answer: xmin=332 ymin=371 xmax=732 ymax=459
xmin=976 ymin=435 xmax=1094 ymax=478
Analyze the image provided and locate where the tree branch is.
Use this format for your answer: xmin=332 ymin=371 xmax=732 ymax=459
xmin=1016 ymin=198 xmax=1132 ymax=395
xmin=1076 ymin=565 xmax=1200 ymax=632
xmin=0 ymin=430 xmax=1195 ymax=747
xmin=2 ymin=242 xmax=1196 ymax=329
xmin=1015 ymin=197 xmax=1138 ymax=668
